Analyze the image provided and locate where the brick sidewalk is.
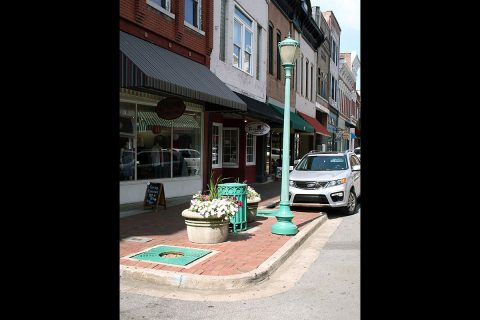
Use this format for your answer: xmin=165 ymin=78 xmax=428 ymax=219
xmin=120 ymin=181 xmax=322 ymax=276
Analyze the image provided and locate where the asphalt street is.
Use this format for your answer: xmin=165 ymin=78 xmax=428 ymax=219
xmin=120 ymin=206 xmax=360 ymax=320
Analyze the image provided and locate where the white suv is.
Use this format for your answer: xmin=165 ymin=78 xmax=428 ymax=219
xmin=289 ymin=151 xmax=361 ymax=215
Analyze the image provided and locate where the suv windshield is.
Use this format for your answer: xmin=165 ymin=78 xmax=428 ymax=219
xmin=296 ymin=155 xmax=348 ymax=171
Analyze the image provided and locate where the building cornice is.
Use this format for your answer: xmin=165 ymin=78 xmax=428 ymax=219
xmin=272 ymin=0 xmax=325 ymax=49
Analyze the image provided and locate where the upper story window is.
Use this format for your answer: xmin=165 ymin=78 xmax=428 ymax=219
xmin=317 ymin=68 xmax=321 ymax=95
xmin=331 ymin=76 xmax=335 ymax=100
xmin=328 ymin=115 xmax=336 ymax=126
xmin=268 ymin=23 xmax=273 ymax=75
xmin=147 ymin=0 xmax=174 ymax=18
xmin=185 ymin=0 xmax=202 ymax=30
xmin=331 ymin=39 xmax=337 ymax=65
xmin=310 ymin=65 xmax=313 ymax=101
xmin=301 ymin=56 xmax=304 ymax=96
xmin=276 ymin=31 xmax=282 ymax=80
xmin=305 ymin=60 xmax=309 ymax=99
xmin=233 ymin=6 xmax=254 ymax=74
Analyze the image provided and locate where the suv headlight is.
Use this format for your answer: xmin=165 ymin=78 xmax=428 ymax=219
xmin=324 ymin=178 xmax=347 ymax=188
xmin=289 ymin=180 xmax=294 ymax=186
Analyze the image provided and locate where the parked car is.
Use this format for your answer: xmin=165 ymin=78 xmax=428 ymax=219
xmin=174 ymin=148 xmax=201 ymax=176
xmin=354 ymin=147 xmax=361 ymax=159
xmin=271 ymin=148 xmax=281 ymax=162
xmin=289 ymin=151 xmax=361 ymax=215
xmin=136 ymin=148 xmax=197 ymax=179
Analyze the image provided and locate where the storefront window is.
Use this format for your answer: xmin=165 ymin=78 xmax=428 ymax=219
xmin=246 ymin=133 xmax=256 ymax=165
xmin=172 ymin=112 xmax=202 ymax=177
xmin=212 ymin=123 xmax=222 ymax=168
xmin=120 ymin=97 xmax=202 ymax=181
xmin=223 ymin=128 xmax=239 ymax=167
xmin=120 ymin=102 xmax=136 ymax=181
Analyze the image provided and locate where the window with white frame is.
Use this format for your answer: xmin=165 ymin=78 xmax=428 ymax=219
xmin=246 ymin=133 xmax=256 ymax=165
xmin=305 ymin=60 xmax=309 ymax=99
xmin=335 ymin=79 xmax=338 ymax=101
xmin=311 ymin=65 xmax=313 ymax=101
xmin=223 ymin=128 xmax=239 ymax=167
xmin=233 ymin=6 xmax=253 ymax=74
xmin=212 ymin=123 xmax=222 ymax=168
xmin=317 ymin=68 xmax=321 ymax=95
xmin=147 ymin=0 xmax=173 ymax=17
xmin=185 ymin=0 xmax=202 ymax=30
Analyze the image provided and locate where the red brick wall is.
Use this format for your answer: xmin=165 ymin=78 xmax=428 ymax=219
xmin=244 ymin=165 xmax=256 ymax=183
xmin=207 ymin=116 xmax=256 ymax=184
xmin=120 ymin=0 xmax=213 ymax=66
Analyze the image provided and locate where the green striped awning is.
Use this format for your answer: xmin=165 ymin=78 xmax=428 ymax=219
xmin=269 ymin=105 xmax=314 ymax=133
xmin=137 ymin=112 xmax=200 ymax=132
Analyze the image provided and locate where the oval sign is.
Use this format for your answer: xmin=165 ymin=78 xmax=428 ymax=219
xmin=245 ymin=122 xmax=270 ymax=136
xmin=156 ymin=97 xmax=186 ymax=120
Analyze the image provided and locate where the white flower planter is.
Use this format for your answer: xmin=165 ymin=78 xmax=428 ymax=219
xmin=246 ymin=197 xmax=261 ymax=223
xmin=181 ymin=209 xmax=230 ymax=244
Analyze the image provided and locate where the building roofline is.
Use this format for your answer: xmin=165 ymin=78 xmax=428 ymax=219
xmin=324 ymin=10 xmax=342 ymax=32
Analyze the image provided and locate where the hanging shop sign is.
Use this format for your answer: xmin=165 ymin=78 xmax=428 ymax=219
xmin=156 ymin=97 xmax=186 ymax=120
xmin=245 ymin=122 xmax=270 ymax=136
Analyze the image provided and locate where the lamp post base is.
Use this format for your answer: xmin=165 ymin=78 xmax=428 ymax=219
xmin=271 ymin=203 xmax=298 ymax=235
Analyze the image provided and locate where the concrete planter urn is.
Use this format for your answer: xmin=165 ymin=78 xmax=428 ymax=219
xmin=246 ymin=197 xmax=261 ymax=223
xmin=181 ymin=209 xmax=230 ymax=244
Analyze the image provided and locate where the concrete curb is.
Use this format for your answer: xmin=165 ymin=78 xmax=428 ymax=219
xmin=120 ymin=213 xmax=328 ymax=291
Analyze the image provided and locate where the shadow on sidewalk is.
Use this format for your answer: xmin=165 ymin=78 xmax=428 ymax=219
xmin=120 ymin=202 xmax=190 ymax=240
xmin=228 ymin=232 xmax=254 ymax=242
xmin=323 ymin=202 xmax=361 ymax=220
xmin=295 ymin=215 xmax=323 ymax=228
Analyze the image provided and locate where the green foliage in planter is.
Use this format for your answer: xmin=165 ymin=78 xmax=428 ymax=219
xmin=207 ymin=175 xmax=224 ymax=200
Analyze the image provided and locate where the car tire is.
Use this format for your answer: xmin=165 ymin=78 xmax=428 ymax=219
xmin=343 ymin=190 xmax=357 ymax=215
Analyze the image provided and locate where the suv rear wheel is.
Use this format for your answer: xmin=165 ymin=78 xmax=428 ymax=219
xmin=343 ymin=190 xmax=356 ymax=215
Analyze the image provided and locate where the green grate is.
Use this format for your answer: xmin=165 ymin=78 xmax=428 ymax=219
xmin=130 ymin=245 xmax=212 ymax=266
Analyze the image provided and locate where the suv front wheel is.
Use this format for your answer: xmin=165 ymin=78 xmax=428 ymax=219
xmin=343 ymin=190 xmax=357 ymax=215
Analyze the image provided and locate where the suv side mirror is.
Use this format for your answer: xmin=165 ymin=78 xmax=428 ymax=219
xmin=289 ymin=166 xmax=294 ymax=171
xmin=293 ymin=159 xmax=299 ymax=165
xmin=352 ymin=165 xmax=360 ymax=171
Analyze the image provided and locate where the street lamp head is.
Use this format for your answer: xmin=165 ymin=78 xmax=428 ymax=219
xmin=278 ymin=33 xmax=300 ymax=66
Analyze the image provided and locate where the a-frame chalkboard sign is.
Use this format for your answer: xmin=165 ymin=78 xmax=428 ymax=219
xmin=144 ymin=182 xmax=166 ymax=211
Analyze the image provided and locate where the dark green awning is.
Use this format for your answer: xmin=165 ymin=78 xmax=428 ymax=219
xmin=269 ymin=104 xmax=314 ymax=133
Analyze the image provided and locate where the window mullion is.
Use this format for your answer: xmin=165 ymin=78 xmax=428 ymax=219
xmin=240 ymin=22 xmax=244 ymax=69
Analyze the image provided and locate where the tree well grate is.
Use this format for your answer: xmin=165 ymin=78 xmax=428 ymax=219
xmin=129 ymin=246 xmax=212 ymax=266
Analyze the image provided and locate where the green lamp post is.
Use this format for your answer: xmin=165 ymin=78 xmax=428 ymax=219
xmin=271 ymin=33 xmax=300 ymax=236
